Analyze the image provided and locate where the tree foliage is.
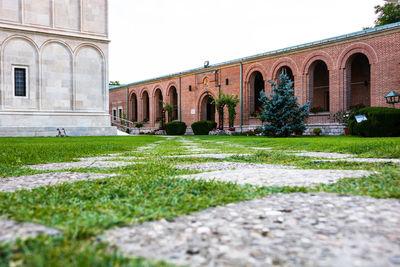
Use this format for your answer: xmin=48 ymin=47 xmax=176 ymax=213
xmin=211 ymin=92 xmax=239 ymax=129
xmin=259 ymin=73 xmax=309 ymax=137
xmin=374 ymin=3 xmax=400 ymax=27
xmin=109 ymin=81 xmax=121 ymax=86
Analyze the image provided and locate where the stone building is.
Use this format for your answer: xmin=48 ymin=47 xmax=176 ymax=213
xmin=0 ymin=0 xmax=116 ymax=137
xmin=110 ymin=23 xmax=400 ymax=135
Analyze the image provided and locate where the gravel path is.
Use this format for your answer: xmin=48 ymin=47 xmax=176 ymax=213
xmin=179 ymin=168 xmax=370 ymax=187
xmin=0 ymin=219 xmax=60 ymax=243
xmin=175 ymin=162 xmax=295 ymax=171
xmin=0 ymin=172 xmax=116 ymax=192
xmin=103 ymin=193 xmax=400 ymax=267
xmin=27 ymin=160 xmax=137 ymax=171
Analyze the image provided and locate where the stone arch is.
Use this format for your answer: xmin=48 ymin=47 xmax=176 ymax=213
xmin=129 ymin=91 xmax=138 ymax=122
xmin=40 ymin=41 xmax=73 ymax=111
xmin=141 ymin=90 xmax=150 ymax=121
xmin=75 ymin=44 xmax=105 ymax=111
xmin=2 ymin=36 xmax=39 ymax=109
xmin=167 ymin=85 xmax=178 ymax=121
xmin=154 ymin=88 xmax=163 ymax=122
xmin=198 ymin=91 xmax=216 ymax=122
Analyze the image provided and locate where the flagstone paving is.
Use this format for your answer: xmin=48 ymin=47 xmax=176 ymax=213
xmin=0 ymin=219 xmax=60 ymax=243
xmin=179 ymin=168 xmax=370 ymax=187
xmin=103 ymin=193 xmax=400 ymax=267
xmin=165 ymin=154 xmax=250 ymax=159
xmin=290 ymin=152 xmax=356 ymax=158
xmin=27 ymin=160 xmax=137 ymax=171
xmin=315 ymin=158 xmax=400 ymax=164
xmin=0 ymin=172 xmax=116 ymax=192
xmin=175 ymin=162 xmax=295 ymax=171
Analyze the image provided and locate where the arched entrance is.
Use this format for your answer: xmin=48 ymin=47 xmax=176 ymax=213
xmin=168 ymin=86 xmax=178 ymax=121
xmin=309 ymin=60 xmax=330 ymax=112
xmin=142 ymin=91 xmax=150 ymax=121
xmin=201 ymin=94 xmax=215 ymax=121
xmin=154 ymin=89 xmax=163 ymax=122
xmin=130 ymin=93 xmax=138 ymax=122
xmin=346 ymin=53 xmax=371 ymax=109
xmin=276 ymin=66 xmax=294 ymax=87
xmin=249 ymin=71 xmax=264 ymax=115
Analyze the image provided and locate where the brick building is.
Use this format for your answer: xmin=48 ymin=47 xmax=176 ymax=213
xmin=109 ymin=22 xmax=400 ymax=135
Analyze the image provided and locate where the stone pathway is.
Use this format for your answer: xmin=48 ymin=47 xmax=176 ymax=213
xmin=179 ymin=168 xmax=370 ymax=187
xmin=0 ymin=172 xmax=116 ymax=192
xmin=175 ymin=162 xmax=295 ymax=171
xmin=0 ymin=219 xmax=60 ymax=243
xmin=289 ymin=152 xmax=356 ymax=158
xmin=315 ymin=158 xmax=400 ymax=164
xmin=27 ymin=160 xmax=137 ymax=171
xmin=103 ymin=193 xmax=400 ymax=267
xmin=165 ymin=154 xmax=250 ymax=159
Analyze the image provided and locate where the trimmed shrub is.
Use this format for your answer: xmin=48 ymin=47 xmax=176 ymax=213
xmin=191 ymin=120 xmax=217 ymax=135
xmin=164 ymin=121 xmax=187 ymax=135
xmin=348 ymin=107 xmax=400 ymax=137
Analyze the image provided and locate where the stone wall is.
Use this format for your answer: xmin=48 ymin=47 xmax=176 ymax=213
xmin=0 ymin=0 xmax=115 ymax=137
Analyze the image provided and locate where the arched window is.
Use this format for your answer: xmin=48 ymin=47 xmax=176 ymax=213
xmin=142 ymin=91 xmax=150 ymax=121
xmin=130 ymin=93 xmax=138 ymax=122
xmin=346 ymin=53 xmax=371 ymax=109
xmin=154 ymin=89 xmax=163 ymax=122
xmin=309 ymin=60 xmax=330 ymax=113
xmin=249 ymin=71 xmax=264 ymax=115
xmin=168 ymin=86 xmax=178 ymax=121
xmin=200 ymin=94 xmax=215 ymax=121
xmin=276 ymin=66 xmax=294 ymax=84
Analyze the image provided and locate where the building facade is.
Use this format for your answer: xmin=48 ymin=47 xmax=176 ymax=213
xmin=110 ymin=23 xmax=400 ymax=135
xmin=0 ymin=0 xmax=116 ymax=137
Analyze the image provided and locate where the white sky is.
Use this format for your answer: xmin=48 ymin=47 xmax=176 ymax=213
xmin=109 ymin=0 xmax=385 ymax=84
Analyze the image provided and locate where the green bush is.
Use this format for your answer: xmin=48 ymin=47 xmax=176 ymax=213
xmin=191 ymin=120 xmax=217 ymax=135
xmin=348 ymin=107 xmax=400 ymax=137
xmin=164 ymin=121 xmax=187 ymax=135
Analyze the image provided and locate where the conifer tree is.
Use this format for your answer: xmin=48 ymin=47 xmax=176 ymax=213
xmin=259 ymin=73 xmax=309 ymax=137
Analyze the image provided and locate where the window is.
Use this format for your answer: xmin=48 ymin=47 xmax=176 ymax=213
xmin=112 ymin=109 xmax=117 ymax=121
xmin=14 ymin=67 xmax=27 ymax=97
xmin=118 ymin=107 xmax=123 ymax=121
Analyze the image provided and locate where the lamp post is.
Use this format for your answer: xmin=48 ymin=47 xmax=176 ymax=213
xmin=385 ymin=91 xmax=400 ymax=108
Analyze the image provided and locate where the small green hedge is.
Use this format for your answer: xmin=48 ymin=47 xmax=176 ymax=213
xmin=348 ymin=107 xmax=400 ymax=137
xmin=191 ymin=120 xmax=217 ymax=135
xmin=164 ymin=121 xmax=187 ymax=135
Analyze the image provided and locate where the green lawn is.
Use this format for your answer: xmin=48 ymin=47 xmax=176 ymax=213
xmin=0 ymin=135 xmax=399 ymax=266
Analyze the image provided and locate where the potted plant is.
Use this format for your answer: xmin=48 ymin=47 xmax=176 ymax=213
xmin=313 ymin=128 xmax=322 ymax=136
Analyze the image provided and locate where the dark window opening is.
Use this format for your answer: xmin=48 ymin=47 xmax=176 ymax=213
xmin=15 ymin=68 xmax=26 ymax=96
